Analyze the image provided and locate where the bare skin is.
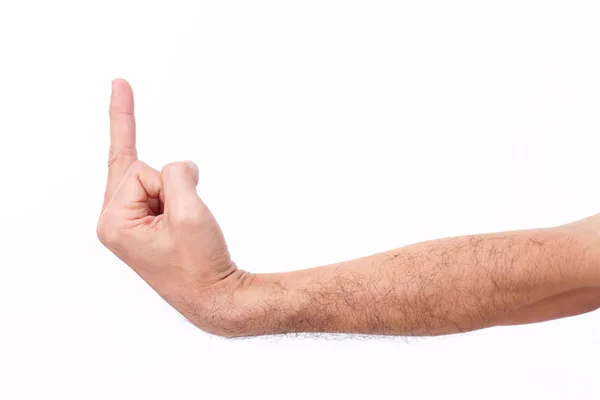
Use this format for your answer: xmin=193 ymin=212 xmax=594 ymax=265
xmin=98 ymin=79 xmax=600 ymax=338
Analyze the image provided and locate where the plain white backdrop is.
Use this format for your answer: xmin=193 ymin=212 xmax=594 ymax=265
xmin=1 ymin=1 xmax=599 ymax=399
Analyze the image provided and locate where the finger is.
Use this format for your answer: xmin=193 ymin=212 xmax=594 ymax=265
xmin=148 ymin=197 xmax=161 ymax=216
xmin=98 ymin=161 xmax=161 ymax=247
xmin=160 ymin=161 xmax=205 ymax=225
xmin=103 ymin=78 xmax=137 ymax=210
xmin=110 ymin=161 xmax=161 ymax=211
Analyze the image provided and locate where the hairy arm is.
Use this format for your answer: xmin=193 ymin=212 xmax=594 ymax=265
xmin=197 ymin=225 xmax=600 ymax=337
xmin=100 ymin=79 xmax=600 ymax=339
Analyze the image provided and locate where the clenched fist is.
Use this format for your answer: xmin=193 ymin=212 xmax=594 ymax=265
xmin=97 ymin=79 xmax=250 ymax=336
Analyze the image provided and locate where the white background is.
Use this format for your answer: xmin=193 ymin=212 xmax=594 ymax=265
xmin=1 ymin=1 xmax=599 ymax=399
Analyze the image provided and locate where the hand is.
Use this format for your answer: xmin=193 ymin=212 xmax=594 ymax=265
xmin=97 ymin=79 xmax=249 ymax=336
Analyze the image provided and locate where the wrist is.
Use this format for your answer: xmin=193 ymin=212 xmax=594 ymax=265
xmin=179 ymin=269 xmax=257 ymax=337
xmin=204 ymin=269 xmax=320 ymax=338
xmin=212 ymin=272 xmax=296 ymax=338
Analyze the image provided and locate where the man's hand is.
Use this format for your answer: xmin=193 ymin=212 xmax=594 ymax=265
xmin=98 ymin=79 xmax=600 ymax=338
xmin=97 ymin=79 xmax=248 ymax=336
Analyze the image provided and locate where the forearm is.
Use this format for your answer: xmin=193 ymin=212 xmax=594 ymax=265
xmin=496 ymin=286 xmax=600 ymax=326
xmin=200 ymin=226 xmax=600 ymax=337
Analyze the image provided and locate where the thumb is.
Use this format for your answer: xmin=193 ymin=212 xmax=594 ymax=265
xmin=160 ymin=161 xmax=206 ymax=225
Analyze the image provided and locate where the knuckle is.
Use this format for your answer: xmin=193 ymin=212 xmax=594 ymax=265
xmin=109 ymin=107 xmax=134 ymax=117
xmin=162 ymin=161 xmax=199 ymax=186
xmin=161 ymin=161 xmax=189 ymax=176
xmin=108 ymin=146 xmax=137 ymax=169
xmin=108 ymin=160 xmax=144 ymax=182
xmin=96 ymin=219 xmax=120 ymax=247
xmin=128 ymin=160 xmax=146 ymax=173
xmin=169 ymin=209 xmax=202 ymax=227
